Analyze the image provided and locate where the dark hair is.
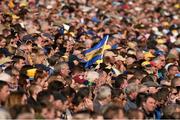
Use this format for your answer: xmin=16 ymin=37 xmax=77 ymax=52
xmin=12 ymin=55 xmax=25 ymax=63
xmin=143 ymin=93 xmax=156 ymax=103
xmin=155 ymin=87 xmax=170 ymax=102
xmin=37 ymin=90 xmax=52 ymax=105
xmin=113 ymin=74 xmax=126 ymax=88
xmin=168 ymin=64 xmax=178 ymax=71
xmin=0 ymin=81 xmax=8 ymax=90
xmin=47 ymin=55 xmax=59 ymax=66
xmin=48 ymin=80 xmax=64 ymax=92
xmin=61 ymin=86 xmax=76 ymax=98
xmin=72 ymin=87 xmax=90 ymax=106
xmin=111 ymin=88 xmax=124 ymax=99
xmin=136 ymin=92 xmax=147 ymax=108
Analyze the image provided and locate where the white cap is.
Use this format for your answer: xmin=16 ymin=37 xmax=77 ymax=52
xmin=0 ymin=72 xmax=12 ymax=83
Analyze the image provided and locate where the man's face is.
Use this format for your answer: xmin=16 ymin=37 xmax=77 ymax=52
xmin=0 ymin=85 xmax=10 ymax=102
xmin=169 ymin=66 xmax=179 ymax=76
xmin=143 ymin=97 xmax=156 ymax=112
xmin=15 ymin=59 xmax=25 ymax=70
xmin=126 ymin=57 xmax=135 ymax=65
xmin=60 ymin=64 xmax=70 ymax=77
xmin=159 ymin=55 xmax=166 ymax=67
xmin=148 ymin=87 xmax=158 ymax=94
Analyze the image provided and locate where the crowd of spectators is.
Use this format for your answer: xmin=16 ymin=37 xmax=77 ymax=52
xmin=0 ymin=0 xmax=180 ymax=119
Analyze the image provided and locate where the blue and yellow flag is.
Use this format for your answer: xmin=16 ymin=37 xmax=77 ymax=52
xmin=83 ymin=35 xmax=109 ymax=68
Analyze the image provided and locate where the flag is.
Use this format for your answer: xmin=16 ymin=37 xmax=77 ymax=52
xmin=84 ymin=35 xmax=109 ymax=68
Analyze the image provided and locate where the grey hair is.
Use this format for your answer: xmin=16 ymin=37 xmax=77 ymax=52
xmin=96 ymin=86 xmax=111 ymax=100
xmin=124 ymin=83 xmax=139 ymax=95
xmin=86 ymin=70 xmax=99 ymax=82
xmin=54 ymin=62 xmax=68 ymax=72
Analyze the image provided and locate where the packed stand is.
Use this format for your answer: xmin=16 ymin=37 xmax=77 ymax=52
xmin=0 ymin=0 xmax=180 ymax=119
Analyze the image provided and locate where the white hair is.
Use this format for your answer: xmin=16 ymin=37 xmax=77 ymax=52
xmin=86 ymin=70 xmax=99 ymax=82
xmin=96 ymin=86 xmax=111 ymax=100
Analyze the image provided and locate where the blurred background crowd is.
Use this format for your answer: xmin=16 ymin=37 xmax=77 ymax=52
xmin=0 ymin=0 xmax=180 ymax=119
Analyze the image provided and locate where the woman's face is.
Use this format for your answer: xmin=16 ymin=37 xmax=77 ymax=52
xmin=0 ymin=39 xmax=6 ymax=47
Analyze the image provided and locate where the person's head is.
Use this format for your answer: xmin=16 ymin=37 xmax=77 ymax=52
xmin=111 ymin=88 xmax=126 ymax=107
xmin=86 ymin=70 xmax=99 ymax=84
xmin=136 ymin=92 xmax=147 ymax=108
xmin=47 ymin=55 xmax=59 ymax=67
xmin=0 ymin=35 xmax=6 ymax=48
xmin=61 ymin=86 xmax=76 ymax=100
xmin=18 ymin=74 xmax=30 ymax=91
xmin=142 ymin=94 xmax=156 ymax=113
xmin=98 ymin=70 xmax=108 ymax=83
xmin=96 ymin=85 xmax=111 ymax=104
xmin=72 ymin=87 xmax=90 ymax=107
xmin=167 ymin=64 xmax=179 ymax=77
xmin=84 ymin=39 xmax=93 ymax=49
xmin=52 ymin=92 xmax=68 ymax=111
xmin=168 ymin=86 xmax=179 ymax=104
xmin=125 ymin=83 xmax=139 ymax=100
xmin=0 ymin=81 xmax=10 ymax=104
xmin=162 ymin=104 xmax=180 ymax=119
xmin=4 ymin=66 xmax=19 ymax=89
xmin=28 ymin=84 xmax=42 ymax=98
xmin=34 ymin=69 xmax=48 ymax=90
xmin=136 ymin=50 xmax=144 ymax=60
xmin=48 ymin=80 xmax=64 ymax=92
xmin=12 ymin=56 xmax=25 ymax=71
xmin=37 ymin=90 xmax=54 ymax=105
xmin=39 ymin=103 xmax=55 ymax=119
xmin=114 ymin=74 xmax=127 ymax=89
xmin=127 ymin=109 xmax=144 ymax=119
xmin=125 ymin=54 xmax=136 ymax=65
xmin=31 ymin=48 xmax=46 ymax=64
xmin=155 ymin=87 xmax=170 ymax=106
xmin=103 ymin=104 xmax=125 ymax=119
xmin=157 ymin=54 xmax=166 ymax=67
xmin=5 ymin=91 xmax=27 ymax=109
xmin=54 ymin=62 xmax=70 ymax=77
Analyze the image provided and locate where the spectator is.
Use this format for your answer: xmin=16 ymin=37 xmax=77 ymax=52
xmin=124 ymin=83 xmax=139 ymax=112
xmin=140 ymin=94 xmax=157 ymax=119
xmin=0 ymin=81 xmax=10 ymax=107
xmin=93 ymin=85 xmax=111 ymax=114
